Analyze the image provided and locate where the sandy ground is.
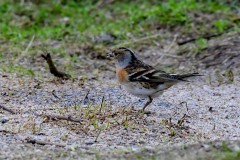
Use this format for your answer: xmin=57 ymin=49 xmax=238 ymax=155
xmin=0 ymin=67 xmax=239 ymax=159
xmin=0 ymin=33 xmax=240 ymax=159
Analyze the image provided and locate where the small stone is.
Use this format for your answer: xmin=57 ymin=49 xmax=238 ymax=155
xmin=95 ymin=33 xmax=116 ymax=44
xmin=85 ymin=141 xmax=94 ymax=145
xmin=1 ymin=118 xmax=9 ymax=124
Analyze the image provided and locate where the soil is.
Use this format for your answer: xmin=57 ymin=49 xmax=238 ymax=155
xmin=0 ymin=32 xmax=240 ymax=159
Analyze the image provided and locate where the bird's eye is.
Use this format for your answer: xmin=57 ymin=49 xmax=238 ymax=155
xmin=114 ymin=52 xmax=119 ymax=56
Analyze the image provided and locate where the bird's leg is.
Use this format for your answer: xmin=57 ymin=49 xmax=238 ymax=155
xmin=142 ymin=96 xmax=153 ymax=111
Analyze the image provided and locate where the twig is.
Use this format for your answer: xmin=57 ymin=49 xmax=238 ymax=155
xmin=30 ymin=107 xmax=62 ymax=111
xmin=0 ymin=104 xmax=17 ymax=114
xmin=52 ymin=90 xmax=61 ymax=100
xmin=36 ymin=113 xmax=84 ymax=124
xmin=209 ymin=107 xmax=213 ymax=112
xmin=25 ymin=137 xmax=66 ymax=147
xmin=41 ymin=52 xmax=71 ymax=79
xmin=177 ymin=26 xmax=233 ymax=46
xmin=177 ymin=33 xmax=221 ymax=45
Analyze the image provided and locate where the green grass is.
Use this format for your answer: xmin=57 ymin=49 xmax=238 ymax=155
xmin=216 ymin=150 xmax=240 ymax=160
xmin=1 ymin=64 xmax=35 ymax=76
xmin=0 ymin=0 xmax=238 ymax=44
xmin=0 ymin=0 xmax=239 ymax=76
xmin=212 ymin=142 xmax=240 ymax=160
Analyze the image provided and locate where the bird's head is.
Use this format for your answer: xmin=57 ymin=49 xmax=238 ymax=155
xmin=107 ymin=47 xmax=137 ymax=67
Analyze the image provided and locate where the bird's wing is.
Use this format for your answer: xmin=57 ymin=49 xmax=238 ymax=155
xmin=126 ymin=59 xmax=200 ymax=83
xmin=125 ymin=60 xmax=177 ymax=83
xmin=128 ymin=68 xmax=180 ymax=83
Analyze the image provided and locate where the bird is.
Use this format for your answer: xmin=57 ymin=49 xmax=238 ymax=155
xmin=107 ymin=47 xmax=201 ymax=111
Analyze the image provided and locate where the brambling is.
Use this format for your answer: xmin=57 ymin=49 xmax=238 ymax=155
xmin=107 ymin=47 xmax=200 ymax=111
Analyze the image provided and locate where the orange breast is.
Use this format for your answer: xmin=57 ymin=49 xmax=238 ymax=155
xmin=116 ymin=68 xmax=128 ymax=83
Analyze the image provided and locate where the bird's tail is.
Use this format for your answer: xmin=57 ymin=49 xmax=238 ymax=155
xmin=175 ymin=72 xmax=202 ymax=81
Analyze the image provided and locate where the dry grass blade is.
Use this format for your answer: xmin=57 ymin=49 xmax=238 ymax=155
xmin=25 ymin=137 xmax=66 ymax=147
xmin=0 ymin=104 xmax=17 ymax=114
xmin=177 ymin=114 xmax=187 ymax=127
xmin=36 ymin=113 xmax=85 ymax=124
xmin=111 ymin=32 xmax=163 ymax=49
xmin=99 ymin=96 xmax=105 ymax=113
xmin=0 ymin=129 xmax=16 ymax=134
xmin=94 ymin=129 xmax=102 ymax=142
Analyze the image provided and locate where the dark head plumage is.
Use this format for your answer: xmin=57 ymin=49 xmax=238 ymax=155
xmin=109 ymin=47 xmax=137 ymax=60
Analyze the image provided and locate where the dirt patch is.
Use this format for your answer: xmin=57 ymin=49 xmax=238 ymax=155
xmin=0 ymin=33 xmax=240 ymax=159
xmin=195 ymin=32 xmax=240 ymax=70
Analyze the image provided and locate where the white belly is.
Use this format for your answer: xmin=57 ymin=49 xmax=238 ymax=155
xmin=122 ymin=83 xmax=165 ymax=98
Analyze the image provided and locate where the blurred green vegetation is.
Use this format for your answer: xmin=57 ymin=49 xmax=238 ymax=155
xmin=0 ymin=0 xmax=239 ymax=44
xmin=0 ymin=0 xmax=239 ymax=76
xmin=212 ymin=142 xmax=240 ymax=160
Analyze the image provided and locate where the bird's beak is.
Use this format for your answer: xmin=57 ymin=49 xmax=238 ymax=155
xmin=106 ymin=52 xmax=114 ymax=58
